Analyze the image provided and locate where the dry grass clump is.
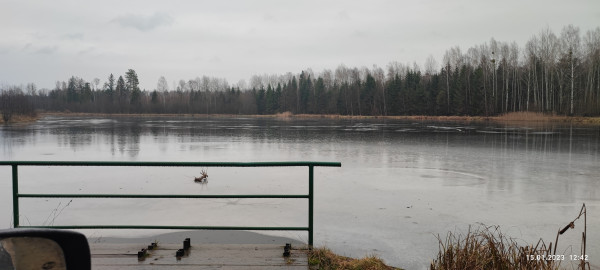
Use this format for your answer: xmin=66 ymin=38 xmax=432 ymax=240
xmin=494 ymin=112 xmax=600 ymax=125
xmin=571 ymin=116 xmax=600 ymax=124
xmin=275 ymin=111 xmax=294 ymax=118
xmin=308 ymin=247 xmax=401 ymax=270
xmin=430 ymin=225 xmax=559 ymax=270
xmin=2 ymin=113 xmax=39 ymax=123
xmin=494 ymin=112 xmax=560 ymax=122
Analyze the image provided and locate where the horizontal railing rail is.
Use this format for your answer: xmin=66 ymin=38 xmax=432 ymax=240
xmin=0 ymin=161 xmax=342 ymax=167
xmin=5 ymin=161 xmax=341 ymax=247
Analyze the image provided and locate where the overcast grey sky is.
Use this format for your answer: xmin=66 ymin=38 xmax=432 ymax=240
xmin=1 ymin=0 xmax=599 ymax=90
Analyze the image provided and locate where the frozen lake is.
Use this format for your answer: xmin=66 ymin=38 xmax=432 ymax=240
xmin=1 ymin=115 xmax=599 ymax=269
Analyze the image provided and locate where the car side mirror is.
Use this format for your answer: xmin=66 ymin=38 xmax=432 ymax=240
xmin=0 ymin=229 xmax=91 ymax=270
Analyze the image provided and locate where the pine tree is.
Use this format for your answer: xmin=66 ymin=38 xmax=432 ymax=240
xmin=298 ymin=72 xmax=311 ymax=113
xmin=116 ymin=76 xmax=126 ymax=112
xmin=125 ymin=69 xmax=140 ymax=93
xmin=125 ymin=69 xmax=141 ymax=106
xmin=361 ymin=74 xmax=376 ymax=115
xmin=104 ymin=74 xmax=115 ymax=97
xmin=67 ymin=76 xmax=79 ymax=103
xmin=266 ymin=85 xmax=275 ymax=114
xmin=314 ymin=77 xmax=326 ymax=114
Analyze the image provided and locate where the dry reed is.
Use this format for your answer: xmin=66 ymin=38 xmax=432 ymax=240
xmin=430 ymin=225 xmax=559 ymax=270
xmin=495 ymin=112 xmax=557 ymax=122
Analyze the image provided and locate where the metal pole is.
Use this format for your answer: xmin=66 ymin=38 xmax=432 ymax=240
xmin=308 ymin=165 xmax=314 ymax=248
xmin=12 ymin=165 xmax=19 ymax=228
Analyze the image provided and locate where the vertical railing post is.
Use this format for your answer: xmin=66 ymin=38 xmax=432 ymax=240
xmin=308 ymin=165 xmax=314 ymax=248
xmin=12 ymin=165 xmax=19 ymax=228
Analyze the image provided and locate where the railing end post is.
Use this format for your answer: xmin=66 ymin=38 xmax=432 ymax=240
xmin=308 ymin=165 xmax=314 ymax=250
xmin=12 ymin=165 xmax=19 ymax=228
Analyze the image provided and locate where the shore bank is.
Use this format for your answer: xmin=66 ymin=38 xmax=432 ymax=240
xmin=1 ymin=114 xmax=40 ymax=124
xmin=38 ymin=111 xmax=600 ymax=125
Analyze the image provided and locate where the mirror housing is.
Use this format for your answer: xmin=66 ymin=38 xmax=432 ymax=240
xmin=0 ymin=229 xmax=91 ymax=270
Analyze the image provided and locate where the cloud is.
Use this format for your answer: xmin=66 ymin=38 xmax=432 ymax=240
xmin=35 ymin=46 xmax=58 ymax=54
xmin=0 ymin=46 xmax=10 ymax=54
xmin=263 ymin=13 xmax=275 ymax=22
xmin=112 ymin=12 xmax=174 ymax=32
xmin=21 ymin=43 xmax=57 ymax=55
xmin=63 ymin=33 xmax=84 ymax=40
xmin=78 ymin=47 xmax=95 ymax=55
xmin=337 ymin=10 xmax=350 ymax=20
xmin=22 ymin=43 xmax=32 ymax=51
xmin=352 ymin=29 xmax=366 ymax=37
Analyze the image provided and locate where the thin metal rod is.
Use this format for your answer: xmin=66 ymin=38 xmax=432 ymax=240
xmin=17 ymin=225 xmax=309 ymax=231
xmin=19 ymin=194 xmax=309 ymax=199
xmin=308 ymin=165 xmax=314 ymax=248
xmin=12 ymin=165 xmax=19 ymax=228
xmin=0 ymin=161 xmax=341 ymax=167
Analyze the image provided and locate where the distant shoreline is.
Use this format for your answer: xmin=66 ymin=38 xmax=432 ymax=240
xmin=1 ymin=114 xmax=40 ymax=124
xmin=27 ymin=111 xmax=600 ymax=125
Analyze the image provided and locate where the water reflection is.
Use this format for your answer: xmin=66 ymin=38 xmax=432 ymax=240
xmin=2 ymin=116 xmax=599 ymax=199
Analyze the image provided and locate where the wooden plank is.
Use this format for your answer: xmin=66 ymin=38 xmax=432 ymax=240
xmin=91 ymin=243 xmax=308 ymax=270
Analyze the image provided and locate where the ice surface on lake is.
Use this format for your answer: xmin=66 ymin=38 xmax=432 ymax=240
xmin=1 ymin=116 xmax=599 ymax=269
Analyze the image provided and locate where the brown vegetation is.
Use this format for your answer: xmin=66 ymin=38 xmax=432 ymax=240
xmin=194 ymin=169 xmax=208 ymax=183
xmin=39 ymin=111 xmax=600 ymax=126
xmin=432 ymin=204 xmax=590 ymax=270
xmin=2 ymin=114 xmax=40 ymax=124
xmin=430 ymin=225 xmax=559 ymax=270
xmin=275 ymin=111 xmax=293 ymax=118
xmin=494 ymin=112 xmax=600 ymax=125
xmin=268 ymin=112 xmax=600 ymax=126
xmin=494 ymin=112 xmax=560 ymax=122
xmin=308 ymin=247 xmax=401 ymax=270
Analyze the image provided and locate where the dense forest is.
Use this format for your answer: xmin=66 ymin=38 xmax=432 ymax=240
xmin=2 ymin=25 xmax=600 ymax=120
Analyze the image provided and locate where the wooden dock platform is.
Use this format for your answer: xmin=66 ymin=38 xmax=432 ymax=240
xmin=90 ymin=243 xmax=309 ymax=270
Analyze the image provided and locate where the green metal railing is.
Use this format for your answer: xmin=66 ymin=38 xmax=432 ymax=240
xmin=2 ymin=161 xmax=341 ymax=247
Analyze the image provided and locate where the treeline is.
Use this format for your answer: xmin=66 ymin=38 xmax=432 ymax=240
xmin=3 ymin=25 xmax=600 ymax=118
xmin=0 ymin=85 xmax=36 ymax=122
